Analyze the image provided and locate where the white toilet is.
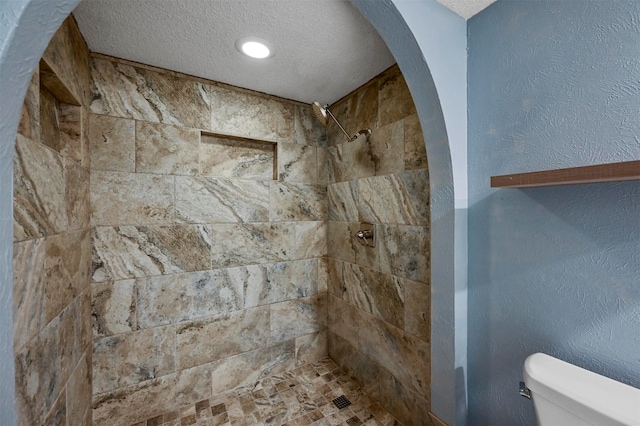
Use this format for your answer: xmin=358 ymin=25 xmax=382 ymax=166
xmin=523 ymin=353 xmax=640 ymax=426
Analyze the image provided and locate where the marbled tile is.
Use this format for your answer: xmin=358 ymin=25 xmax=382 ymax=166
xmin=209 ymin=341 xmax=295 ymax=396
xmin=58 ymin=103 xmax=83 ymax=163
xmin=92 ymin=279 xmax=136 ymax=337
xmin=200 ymin=134 xmax=275 ymax=180
xmin=328 ymin=181 xmax=358 ymax=222
xmin=65 ymin=159 xmax=90 ymax=231
xmin=176 ymin=176 xmax=269 ymax=224
xmin=18 ymin=67 xmax=40 ymax=141
xmin=176 ymin=306 xmax=270 ymax=369
xmin=270 ymin=294 xmax=327 ymax=343
xmin=327 ymin=296 xmax=361 ymax=348
xmin=292 ymin=221 xmax=327 ymax=260
xmin=318 ymin=258 xmax=329 ymax=293
xmin=295 ymin=104 xmax=327 ymax=147
xmin=13 ymin=134 xmax=67 ymax=241
xmin=90 ymin=171 xmax=174 ymax=226
xmin=267 ymin=259 xmax=319 ymax=303
xmin=43 ymin=228 xmax=91 ymax=323
xmin=93 ymin=325 xmax=176 ymax=394
xmin=325 ymin=98 xmax=351 ymax=147
xmin=278 ymin=143 xmax=317 ymax=183
xmin=66 ymin=350 xmax=92 ymax=426
xmin=89 ymin=114 xmax=135 ymax=172
xmin=270 ymin=182 xmax=326 ymax=222
xmin=357 ymin=170 xmax=430 ymax=226
xmin=404 ymin=114 xmax=428 ymax=170
xmin=135 ymin=121 xmax=199 ymax=175
xmin=355 ymin=309 xmax=430 ymax=396
xmin=41 ymin=17 xmax=88 ymax=105
xmin=328 ymin=332 xmax=381 ymax=397
xmin=379 ymin=369 xmax=431 ymax=426
xmin=15 ymin=293 xmax=90 ymax=425
xmin=350 ymin=83 xmax=378 ymax=135
xmin=343 ymin=263 xmax=404 ymax=329
xmin=136 ymin=269 xmax=244 ymax=329
xmin=377 ymin=224 xmax=430 ymax=283
xmin=91 ymin=225 xmax=211 ymax=282
xmin=327 ymin=221 xmax=357 ymax=263
xmin=340 ymin=134 xmax=376 ymax=181
xmin=368 ymin=120 xmax=404 ymax=176
xmin=39 ymin=86 xmax=61 ymax=153
xmin=326 ymin=258 xmax=344 ymax=298
xmin=90 ymin=57 xmax=210 ymax=129
xmin=210 ymin=83 xmax=294 ymax=142
xmin=42 ymin=389 xmax=66 ymax=426
xmin=403 ymin=278 xmax=430 ymax=342
xmin=295 ymin=330 xmax=328 ymax=365
xmin=13 ymin=238 xmax=45 ymax=349
xmin=378 ymin=67 xmax=417 ymax=127
xmin=92 ymin=363 xmax=212 ymax=426
xmin=210 ymin=223 xmax=294 ymax=268
xmin=317 ymin=147 xmax=329 ymax=185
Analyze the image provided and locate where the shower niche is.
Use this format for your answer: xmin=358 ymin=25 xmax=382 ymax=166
xmin=200 ymin=132 xmax=277 ymax=180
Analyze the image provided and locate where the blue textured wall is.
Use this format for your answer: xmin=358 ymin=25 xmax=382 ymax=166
xmin=468 ymin=1 xmax=640 ymax=424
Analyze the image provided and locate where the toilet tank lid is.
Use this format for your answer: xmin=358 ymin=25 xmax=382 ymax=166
xmin=523 ymin=353 xmax=640 ymax=426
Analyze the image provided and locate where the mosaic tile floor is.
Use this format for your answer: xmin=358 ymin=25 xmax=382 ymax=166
xmin=133 ymin=357 xmax=401 ymax=426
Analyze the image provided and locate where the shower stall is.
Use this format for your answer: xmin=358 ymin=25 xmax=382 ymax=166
xmin=12 ymin=14 xmax=431 ymax=426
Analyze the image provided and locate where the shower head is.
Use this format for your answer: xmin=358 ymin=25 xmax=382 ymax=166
xmin=312 ymin=101 xmax=328 ymax=125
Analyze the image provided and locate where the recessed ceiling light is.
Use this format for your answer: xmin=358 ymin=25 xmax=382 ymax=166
xmin=236 ymin=36 xmax=274 ymax=59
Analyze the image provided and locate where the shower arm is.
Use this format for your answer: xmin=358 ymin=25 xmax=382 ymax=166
xmin=325 ymin=106 xmax=357 ymax=142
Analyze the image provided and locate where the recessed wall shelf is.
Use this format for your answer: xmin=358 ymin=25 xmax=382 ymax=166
xmin=491 ymin=160 xmax=640 ymax=188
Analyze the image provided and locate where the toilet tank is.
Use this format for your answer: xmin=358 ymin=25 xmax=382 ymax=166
xmin=523 ymin=353 xmax=640 ymax=426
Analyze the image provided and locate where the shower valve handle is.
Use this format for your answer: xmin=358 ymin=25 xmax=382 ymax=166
xmin=356 ymin=230 xmax=372 ymax=244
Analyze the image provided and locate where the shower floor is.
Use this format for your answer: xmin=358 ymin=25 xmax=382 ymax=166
xmin=132 ymin=357 xmax=401 ymax=426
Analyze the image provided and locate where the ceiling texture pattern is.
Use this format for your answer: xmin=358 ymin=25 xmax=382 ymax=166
xmin=74 ymin=0 xmax=495 ymax=105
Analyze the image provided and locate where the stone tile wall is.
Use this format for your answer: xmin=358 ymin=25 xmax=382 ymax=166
xmin=325 ymin=65 xmax=432 ymax=425
xmin=13 ymin=16 xmax=93 ymax=426
xmin=87 ymin=55 xmax=328 ymax=424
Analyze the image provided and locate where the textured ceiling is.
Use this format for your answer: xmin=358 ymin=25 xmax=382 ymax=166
xmin=436 ymin=0 xmax=497 ymax=19
xmin=73 ymin=0 xmax=396 ymax=105
xmin=73 ymin=0 xmax=495 ymax=105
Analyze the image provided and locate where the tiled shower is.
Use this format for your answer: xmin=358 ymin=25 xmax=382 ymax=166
xmin=12 ymin=16 xmax=431 ymax=426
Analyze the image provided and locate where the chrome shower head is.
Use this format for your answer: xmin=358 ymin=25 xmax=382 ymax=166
xmin=312 ymin=101 xmax=328 ymax=125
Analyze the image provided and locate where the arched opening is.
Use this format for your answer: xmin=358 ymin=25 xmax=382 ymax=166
xmin=0 ymin=0 xmax=460 ymax=424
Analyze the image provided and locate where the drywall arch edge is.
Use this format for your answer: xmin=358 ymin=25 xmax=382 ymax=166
xmin=351 ymin=1 xmax=467 ymax=424
xmin=0 ymin=0 xmax=81 ymax=422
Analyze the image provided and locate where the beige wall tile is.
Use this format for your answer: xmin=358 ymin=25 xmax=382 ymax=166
xmin=210 ymin=83 xmax=294 ymax=142
xmin=90 ymin=171 xmax=175 ymax=226
xmin=328 ymin=181 xmax=358 ymax=222
xmin=328 ymin=331 xmax=380 ymax=398
xmin=65 ymin=159 xmax=90 ymax=231
xmin=357 ymin=170 xmax=430 ymax=226
xmin=367 ymin=120 xmax=404 ymax=176
xmin=18 ymin=68 xmax=40 ymax=141
xmin=176 ymin=176 xmax=269 ymax=224
xmin=295 ymin=330 xmax=328 ymax=365
xmin=58 ymin=103 xmax=83 ymax=163
xmin=325 ymin=98 xmax=351 ymax=147
xmin=42 ymin=389 xmax=66 ymax=426
xmin=91 ymin=225 xmax=212 ymax=282
xmin=269 ymin=294 xmax=327 ymax=343
xmin=350 ymin=84 xmax=378 ymax=135
xmin=327 ymin=296 xmax=361 ymax=348
xmin=377 ymin=224 xmax=430 ymax=283
xmin=277 ymin=143 xmax=317 ymax=183
xmin=200 ymin=134 xmax=275 ymax=180
xmin=14 ymin=134 xmax=67 ymax=240
xmin=176 ymin=306 xmax=270 ymax=369
xmin=93 ymin=325 xmax=176 ymax=394
xmin=92 ymin=279 xmax=137 ymax=337
xmin=378 ymin=67 xmax=417 ymax=127
xmin=378 ymin=369 xmax=432 ymax=426
xmin=89 ymin=114 xmax=135 ymax=172
xmin=403 ymin=278 xmax=431 ymax=342
xmin=136 ymin=122 xmax=199 ymax=175
xmin=13 ymin=238 xmax=45 ymax=350
xmin=292 ymin=221 xmax=327 ymax=259
xmin=210 ymin=223 xmax=294 ymax=268
xmin=90 ymin=58 xmax=211 ymax=129
xmin=404 ymin=113 xmax=428 ymax=170
xmin=66 ymin=350 xmax=92 ymax=426
xmin=43 ymin=229 xmax=91 ymax=324
xmin=317 ymin=147 xmax=329 ymax=185
xmin=267 ymin=259 xmax=319 ymax=303
xmin=269 ymin=182 xmax=326 ymax=222
xmin=294 ymin=105 xmax=327 ymax=147
xmin=136 ymin=270 xmax=244 ymax=329
xmin=327 ymin=221 xmax=358 ymax=264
